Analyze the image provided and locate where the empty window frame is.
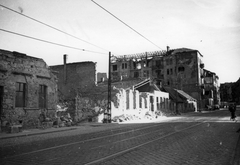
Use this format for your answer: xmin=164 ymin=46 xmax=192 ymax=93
xmin=178 ymin=66 xmax=185 ymax=72
xmin=134 ymin=71 xmax=139 ymax=78
xmin=15 ymin=82 xmax=26 ymax=107
xmin=39 ymin=85 xmax=47 ymax=109
xmin=112 ymin=65 xmax=117 ymax=71
xmin=122 ymin=63 xmax=127 ymax=69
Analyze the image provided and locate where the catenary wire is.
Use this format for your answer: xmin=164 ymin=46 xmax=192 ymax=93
xmin=0 ymin=28 xmax=107 ymax=55
xmin=0 ymin=4 xmax=109 ymax=52
xmin=91 ymin=0 xmax=162 ymax=50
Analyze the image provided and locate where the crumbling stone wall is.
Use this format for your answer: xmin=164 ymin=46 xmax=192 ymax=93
xmin=0 ymin=49 xmax=58 ymax=129
xmin=73 ymin=85 xmax=117 ymax=122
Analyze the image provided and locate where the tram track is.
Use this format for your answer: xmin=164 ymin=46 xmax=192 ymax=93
xmin=84 ymin=121 xmax=206 ymax=165
xmin=1 ymin=122 xmax=164 ymax=159
xmin=2 ymin=120 xmax=206 ymax=165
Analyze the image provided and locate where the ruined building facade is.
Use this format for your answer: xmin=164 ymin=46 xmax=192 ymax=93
xmin=0 ymin=49 xmax=58 ymax=128
xmin=163 ymin=48 xmax=205 ymax=109
xmin=50 ymin=55 xmax=96 ymax=99
xmin=111 ymin=48 xmax=220 ymax=111
xmin=50 ymin=56 xmax=98 ymax=121
xmin=203 ymin=69 xmax=220 ymax=107
xmin=111 ymin=50 xmax=165 ymax=87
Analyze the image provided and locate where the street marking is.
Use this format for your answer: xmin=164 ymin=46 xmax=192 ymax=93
xmin=84 ymin=122 xmax=205 ymax=165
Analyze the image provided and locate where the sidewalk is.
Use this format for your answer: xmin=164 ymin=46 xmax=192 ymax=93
xmin=0 ymin=111 xmax=212 ymax=140
xmin=0 ymin=109 xmax=236 ymax=140
xmin=0 ymin=114 xmax=184 ymax=140
xmin=0 ymin=122 xmax=121 ymax=140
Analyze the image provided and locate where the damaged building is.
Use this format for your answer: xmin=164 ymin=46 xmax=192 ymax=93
xmin=111 ymin=50 xmax=165 ymax=86
xmin=110 ymin=47 xmax=218 ymax=111
xmin=163 ymin=48 xmax=205 ymax=110
xmin=202 ymin=69 xmax=220 ymax=108
xmin=50 ymin=55 xmax=102 ymax=121
xmin=108 ymin=49 xmax=196 ymax=118
xmin=50 ymin=55 xmax=96 ymax=99
xmin=0 ymin=49 xmax=58 ymax=129
xmin=163 ymin=48 xmax=220 ymax=110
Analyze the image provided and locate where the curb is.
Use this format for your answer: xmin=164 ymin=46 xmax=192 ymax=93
xmin=0 ymin=127 xmax=77 ymax=140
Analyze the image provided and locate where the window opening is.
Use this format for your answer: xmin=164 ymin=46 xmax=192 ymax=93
xmin=39 ymin=85 xmax=47 ymax=109
xmin=15 ymin=82 xmax=26 ymax=107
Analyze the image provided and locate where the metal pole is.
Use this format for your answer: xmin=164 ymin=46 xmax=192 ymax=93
xmin=104 ymin=52 xmax=112 ymax=123
xmin=107 ymin=52 xmax=112 ymax=123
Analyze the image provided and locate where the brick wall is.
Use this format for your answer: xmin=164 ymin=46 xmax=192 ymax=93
xmin=50 ymin=62 xmax=96 ymax=99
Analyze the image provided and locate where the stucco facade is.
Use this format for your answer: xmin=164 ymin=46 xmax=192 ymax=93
xmin=163 ymin=48 xmax=205 ymax=110
xmin=0 ymin=49 xmax=58 ymax=128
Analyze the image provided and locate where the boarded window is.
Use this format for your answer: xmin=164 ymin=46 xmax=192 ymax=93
xmin=39 ymin=85 xmax=47 ymax=109
xmin=15 ymin=82 xmax=26 ymax=107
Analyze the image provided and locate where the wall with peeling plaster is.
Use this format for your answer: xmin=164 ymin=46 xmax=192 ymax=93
xmin=0 ymin=49 xmax=58 ymax=128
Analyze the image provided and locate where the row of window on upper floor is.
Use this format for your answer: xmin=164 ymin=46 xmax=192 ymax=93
xmin=112 ymin=60 xmax=164 ymax=71
xmin=166 ymin=66 xmax=185 ymax=75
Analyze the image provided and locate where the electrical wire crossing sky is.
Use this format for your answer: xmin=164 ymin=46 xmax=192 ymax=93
xmin=0 ymin=0 xmax=239 ymax=83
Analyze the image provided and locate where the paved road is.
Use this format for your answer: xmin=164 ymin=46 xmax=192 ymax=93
xmin=0 ymin=109 xmax=239 ymax=165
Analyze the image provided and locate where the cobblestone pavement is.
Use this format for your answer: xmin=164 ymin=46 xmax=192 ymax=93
xmin=1 ymin=109 xmax=239 ymax=165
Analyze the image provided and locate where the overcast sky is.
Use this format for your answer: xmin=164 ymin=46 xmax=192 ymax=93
xmin=0 ymin=0 xmax=239 ymax=84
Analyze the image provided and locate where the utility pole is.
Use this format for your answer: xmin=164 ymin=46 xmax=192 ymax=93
xmin=104 ymin=52 xmax=112 ymax=123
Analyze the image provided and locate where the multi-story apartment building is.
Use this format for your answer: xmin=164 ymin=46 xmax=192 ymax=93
xmin=202 ymin=69 xmax=220 ymax=107
xmin=162 ymin=48 xmax=205 ymax=110
xmin=111 ymin=50 xmax=165 ymax=87
xmin=111 ymin=47 xmax=220 ymax=110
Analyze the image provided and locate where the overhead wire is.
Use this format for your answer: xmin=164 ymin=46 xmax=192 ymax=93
xmin=0 ymin=28 xmax=107 ymax=54
xmin=0 ymin=4 xmax=109 ymax=52
xmin=91 ymin=0 xmax=162 ymax=50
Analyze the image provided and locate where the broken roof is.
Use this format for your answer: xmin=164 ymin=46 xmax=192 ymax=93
xmin=168 ymin=48 xmax=203 ymax=57
xmin=163 ymin=87 xmax=196 ymax=103
xmin=134 ymin=78 xmax=160 ymax=92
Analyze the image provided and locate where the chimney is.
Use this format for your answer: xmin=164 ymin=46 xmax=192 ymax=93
xmin=63 ymin=54 xmax=67 ymax=84
xmin=167 ymin=46 xmax=170 ymax=52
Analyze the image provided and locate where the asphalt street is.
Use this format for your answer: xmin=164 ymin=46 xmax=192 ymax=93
xmin=0 ymin=109 xmax=239 ymax=165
